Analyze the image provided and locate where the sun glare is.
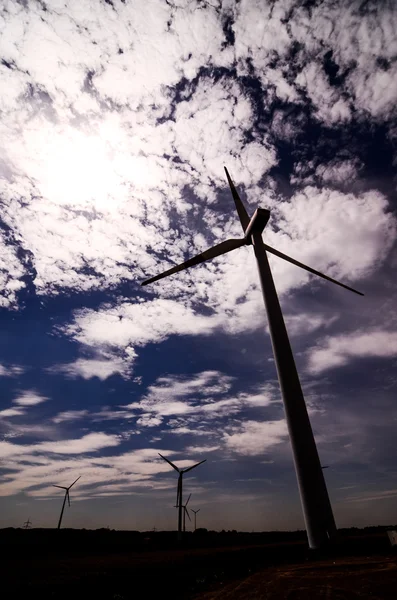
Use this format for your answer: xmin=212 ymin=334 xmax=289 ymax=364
xmin=39 ymin=129 xmax=126 ymax=210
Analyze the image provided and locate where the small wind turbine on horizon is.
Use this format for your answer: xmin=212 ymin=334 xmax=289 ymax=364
xmin=191 ymin=508 xmax=200 ymax=532
xmin=158 ymin=453 xmax=206 ymax=541
xmin=53 ymin=476 xmax=81 ymax=530
xmin=143 ymin=168 xmax=364 ymax=550
xmin=23 ymin=517 xmax=32 ymax=529
xmin=182 ymin=493 xmax=191 ymax=532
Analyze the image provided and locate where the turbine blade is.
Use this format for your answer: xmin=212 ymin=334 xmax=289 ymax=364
xmin=158 ymin=453 xmax=180 ymax=473
xmin=197 ymin=509 xmax=200 ymax=513
xmin=68 ymin=475 xmax=81 ymax=489
xmin=67 ymin=491 xmax=70 ymax=507
xmin=184 ymin=507 xmax=191 ymax=521
xmin=224 ymin=167 xmax=250 ymax=233
xmin=186 ymin=493 xmax=191 ymax=506
xmin=141 ymin=238 xmax=246 ymax=286
xmin=263 ymin=243 xmax=364 ymax=296
xmin=182 ymin=459 xmax=206 ymax=474
xmin=53 ymin=485 xmax=68 ymax=490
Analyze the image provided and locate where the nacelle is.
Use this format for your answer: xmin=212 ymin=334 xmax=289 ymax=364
xmin=244 ymin=207 xmax=270 ymax=240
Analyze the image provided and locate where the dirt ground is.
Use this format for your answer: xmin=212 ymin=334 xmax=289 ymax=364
xmin=195 ymin=555 xmax=397 ymax=600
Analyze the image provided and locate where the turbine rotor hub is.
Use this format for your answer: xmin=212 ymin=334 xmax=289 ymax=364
xmin=244 ymin=207 xmax=271 ymax=240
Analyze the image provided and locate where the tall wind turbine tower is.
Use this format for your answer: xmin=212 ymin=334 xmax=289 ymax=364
xmin=143 ymin=168 xmax=364 ymax=549
xmin=53 ymin=476 xmax=81 ymax=530
xmin=158 ymin=453 xmax=206 ymax=541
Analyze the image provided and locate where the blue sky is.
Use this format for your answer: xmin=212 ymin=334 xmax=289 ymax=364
xmin=0 ymin=0 xmax=396 ymax=531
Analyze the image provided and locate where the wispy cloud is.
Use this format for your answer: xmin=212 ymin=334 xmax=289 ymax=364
xmin=0 ymin=433 xmax=121 ymax=458
xmin=123 ymin=372 xmax=276 ymax=429
xmin=308 ymin=330 xmax=397 ymax=374
xmin=49 ymin=358 xmax=128 ymax=380
xmin=52 ymin=410 xmax=89 ymax=424
xmin=0 ymin=364 xmax=24 ymax=377
xmin=184 ymin=445 xmax=220 ymax=455
xmin=0 ymin=447 xmax=171 ymax=498
xmin=0 ymin=408 xmax=25 ymax=418
xmin=223 ymin=420 xmax=288 ymax=456
xmin=13 ymin=391 xmax=49 ymax=406
xmin=345 ymin=489 xmax=397 ymax=503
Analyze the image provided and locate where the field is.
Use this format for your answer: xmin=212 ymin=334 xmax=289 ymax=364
xmin=2 ymin=528 xmax=396 ymax=599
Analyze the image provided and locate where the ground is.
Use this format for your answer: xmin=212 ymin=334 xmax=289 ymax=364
xmin=2 ymin=529 xmax=396 ymax=599
xmin=196 ymin=555 xmax=397 ymax=599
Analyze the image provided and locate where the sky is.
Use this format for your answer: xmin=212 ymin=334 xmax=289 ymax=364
xmin=0 ymin=0 xmax=396 ymax=532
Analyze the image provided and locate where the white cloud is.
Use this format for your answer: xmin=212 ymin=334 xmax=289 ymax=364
xmin=91 ymin=408 xmax=136 ymax=422
xmin=138 ymin=371 xmax=234 ymax=402
xmin=173 ymin=76 xmax=277 ymax=189
xmin=284 ymin=313 xmax=338 ymax=337
xmin=164 ymin=426 xmax=211 ymax=436
xmin=0 ymin=408 xmax=25 ymax=418
xmin=291 ymin=2 xmax=397 ymax=122
xmin=233 ymin=0 xmax=292 ymax=72
xmin=13 ymin=391 xmax=48 ymax=406
xmin=269 ymin=186 xmax=396 ymax=293
xmin=322 ymin=3 xmax=397 ymax=121
xmin=295 ymin=61 xmax=351 ymax=125
xmin=52 ymin=410 xmax=89 ymax=424
xmin=291 ymin=159 xmax=363 ymax=187
xmin=136 ymin=415 xmax=163 ymax=428
xmin=0 ymin=230 xmax=26 ymax=308
xmin=0 ymin=364 xmax=24 ymax=377
xmin=184 ymin=445 xmax=220 ymax=454
xmin=0 ymin=446 xmax=173 ymax=498
xmin=233 ymin=1 xmax=397 ymax=125
xmin=0 ymin=432 xmax=121 ymax=459
xmin=308 ymin=329 xmax=397 ymax=374
xmin=51 ymin=357 xmax=128 ymax=380
xmin=223 ymin=420 xmax=288 ymax=456
xmin=315 ymin=159 xmax=362 ymax=186
xmin=125 ymin=373 xmax=275 ymax=426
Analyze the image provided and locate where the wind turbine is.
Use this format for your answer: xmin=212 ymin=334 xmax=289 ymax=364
xmin=143 ymin=168 xmax=364 ymax=549
xmin=53 ymin=476 xmax=81 ymax=530
xmin=23 ymin=518 xmax=32 ymax=529
xmin=191 ymin=508 xmax=200 ymax=531
xmin=158 ymin=453 xmax=206 ymax=540
xmin=182 ymin=493 xmax=191 ymax=532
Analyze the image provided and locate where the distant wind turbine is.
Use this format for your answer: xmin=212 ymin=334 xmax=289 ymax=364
xmin=143 ymin=168 xmax=364 ymax=549
xmin=53 ymin=476 xmax=81 ymax=530
xmin=158 ymin=453 xmax=206 ymax=541
xmin=23 ymin=517 xmax=32 ymax=529
xmin=191 ymin=508 xmax=200 ymax=531
xmin=182 ymin=493 xmax=191 ymax=532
